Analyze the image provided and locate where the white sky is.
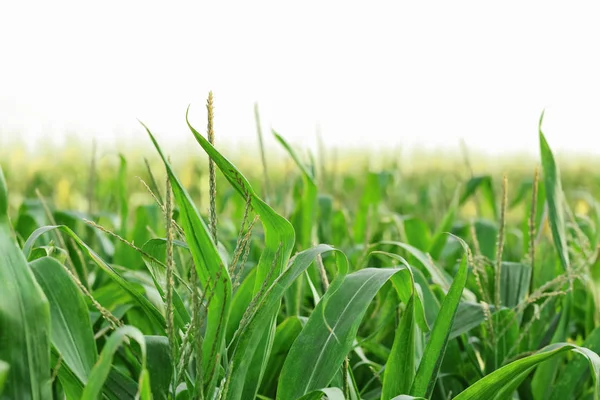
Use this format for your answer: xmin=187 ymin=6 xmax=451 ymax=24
xmin=1 ymin=1 xmax=599 ymax=156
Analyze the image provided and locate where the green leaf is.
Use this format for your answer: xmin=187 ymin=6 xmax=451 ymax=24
xmin=428 ymin=188 xmax=460 ymax=259
xmin=226 ymin=268 xmax=256 ymax=344
xmin=460 ymin=175 xmax=497 ymax=219
xmin=539 ymin=111 xmax=570 ymax=273
xmin=145 ymin=335 xmax=172 ymax=400
xmin=0 ymin=167 xmax=51 ymax=400
xmin=375 ymin=241 xmax=450 ymax=291
xmin=277 ymin=266 xmax=408 ymax=399
xmin=382 ymin=295 xmax=416 ymax=399
xmin=354 ymin=172 xmax=386 ymax=244
xmin=486 ymin=309 xmax=519 ymax=372
xmin=29 ymin=256 xmax=97 ymax=387
xmin=412 ymin=267 xmax=441 ymax=327
xmin=500 ymin=262 xmax=531 ymax=308
xmin=370 ymin=251 xmax=429 ymax=333
xmin=492 ymin=367 xmax=535 ymax=400
xmin=105 ymin=367 xmax=140 ymax=400
xmin=473 ymin=219 xmax=498 ymax=260
xmin=410 ymin=236 xmax=470 ymax=398
xmin=453 ymin=343 xmax=600 ymax=400
xmin=531 ymin=292 xmax=572 ymax=399
xmin=367 ymin=252 xmax=428 ymax=398
xmin=224 ymin=245 xmax=344 ymax=400
xmin=114 ymin=155 xmax=140 ymax=269
xmin=23 ymin=225 xmax=166 ymax=334
xmin=82 ymin=326 xmax=149 ymax=400
xmin=403 ymin=218 xmax=431 ymax=252
xmin=0 ymin=361 xmax=9 ymax=395
xmin=260 ymin=316 xmax=304 ymax=397
xmin=296 ymin=387 xmax=345 ymax=400
xmin=551 ymin=326 xmax=600 ymax=400
xmin=140 ymin=238 xmax=191 ymax=333
xmin=450 ymin=302 xmax=496 ymax=340
xmin=273 ymin=130 xmax=318 ymax=315
xmin=138 ymin=369 xmax=153 ymax=400
xmin=14 ymin=199 xmax=47 ymax=242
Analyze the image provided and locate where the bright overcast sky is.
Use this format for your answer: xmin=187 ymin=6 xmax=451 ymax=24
xmin=1 ymin=1 xmax=599 ymax=156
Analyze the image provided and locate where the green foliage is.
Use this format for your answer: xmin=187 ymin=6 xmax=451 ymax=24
xmin=1 ymin=109 xmax=600 ymax=399
xmin=0 ymin=167 xmax=51 ymax=400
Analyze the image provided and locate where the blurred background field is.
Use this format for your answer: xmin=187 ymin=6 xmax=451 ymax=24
xmin=2 ymin=133 xmax=598 ymax=226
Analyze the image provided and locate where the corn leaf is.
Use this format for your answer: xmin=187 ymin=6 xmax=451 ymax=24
xmin=277 ymin=266 xmax=408 ymax=399
xmin=145 ymin=335 xmax=172 ymax=400
xmin=410 ymin=236 xmax=470 ymax=398
xmin=382 ymin=295 xmax=416 ymax=399
xmin=81 ymin=325 xmax=149 ymax=400
xmin=550 ymin=326 xmax=600 ymax=399
xmin=23 ymin=225 xmax=166 ymax=333
xmin=0 ymin=361 xmax=9 ymax=395
xmin=454 ymin=343 xmax=600 ymax=400
xmin=0 ymin=167 xmax=51 ymax=400
xmin=224 ymin=245 xmax=343 ymax=400
xmin=539 ymin=111 xmax=570 ymax=272
xmin=296 ymin=387 xmax=345 ymax=400
xmin=273 ymin=130 xmax=318 ymax=315
xmin=29 ymin=256 xmax=97 ymax=388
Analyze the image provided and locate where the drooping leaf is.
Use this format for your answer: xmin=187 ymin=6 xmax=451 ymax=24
xmin=551 ymin=326 xmax=600 ymax=400
xmin=375 ymin=241 xmax=450 ymax=291
xmin=454 ymin=343 xmax=600 ymax=400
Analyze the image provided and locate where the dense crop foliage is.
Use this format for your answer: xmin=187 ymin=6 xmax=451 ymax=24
xmin=2 ymin=103 xmax=600 ymax=399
